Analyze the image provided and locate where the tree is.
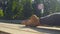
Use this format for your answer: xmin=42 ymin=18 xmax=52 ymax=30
xmin=5 ymin=0 xmax=14 ymax=19
xmin=12 ymin=0 xmax=33 ymax=20
xmin=32 ymin=0 xmax=43 ymax=17
xmin=22 ymin=0 xmax=33 ymax=19
xmin=40 ymin=0 xmax=60 ymax=16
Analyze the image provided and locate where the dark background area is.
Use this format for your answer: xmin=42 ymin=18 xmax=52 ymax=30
xmin=0 ymin=0 xmax=60 ymax=20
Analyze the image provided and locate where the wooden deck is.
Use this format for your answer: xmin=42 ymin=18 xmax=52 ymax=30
xmin=0 ymin=22 xmax=44 ymax=34
xmin=0 ymin=22 xmax=60 ymax=34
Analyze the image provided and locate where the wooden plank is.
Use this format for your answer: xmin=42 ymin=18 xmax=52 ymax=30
xmin=0 ymin=23 xmax=44 ymax=34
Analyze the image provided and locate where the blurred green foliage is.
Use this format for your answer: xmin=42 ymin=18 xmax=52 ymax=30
xmin=0 ymin=9 xmax=4 ymax=17
xmin=0 ymin=0 xmax=60 ymax=20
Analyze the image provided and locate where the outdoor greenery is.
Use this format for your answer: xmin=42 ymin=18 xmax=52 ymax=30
xmin=0 ymin=0 xmax=60 ymax=20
